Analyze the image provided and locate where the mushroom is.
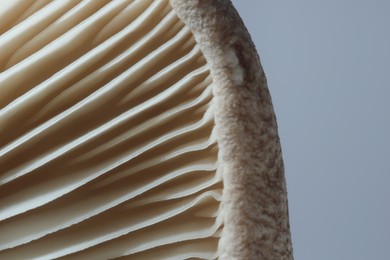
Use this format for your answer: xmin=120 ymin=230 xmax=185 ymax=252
xmin=0 ymin=0 xmax=292 ymax=259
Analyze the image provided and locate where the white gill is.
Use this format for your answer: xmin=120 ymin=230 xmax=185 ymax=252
xmin=0 ymin=1 xmax=222 ymax=259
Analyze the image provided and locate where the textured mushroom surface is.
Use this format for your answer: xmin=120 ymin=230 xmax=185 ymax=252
xmin=0 ymin=0 xmax=292 ymax=259
xmin=0 ymin=1 xmax=221 ymax=259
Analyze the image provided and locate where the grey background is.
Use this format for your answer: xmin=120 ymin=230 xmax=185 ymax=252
xmin=231 ymin=1 xmax=390 ymax=259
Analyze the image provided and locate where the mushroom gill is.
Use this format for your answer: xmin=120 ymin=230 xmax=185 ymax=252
xmin=0 ymin=1 xmax=221 ymax=259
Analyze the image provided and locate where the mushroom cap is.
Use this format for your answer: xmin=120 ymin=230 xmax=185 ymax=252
xmin=0 ymin=1 xmax=292 ymax=259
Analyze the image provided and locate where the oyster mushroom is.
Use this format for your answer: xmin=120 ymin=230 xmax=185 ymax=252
xmin=0 ymin=0 xmax=292 ymax=259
